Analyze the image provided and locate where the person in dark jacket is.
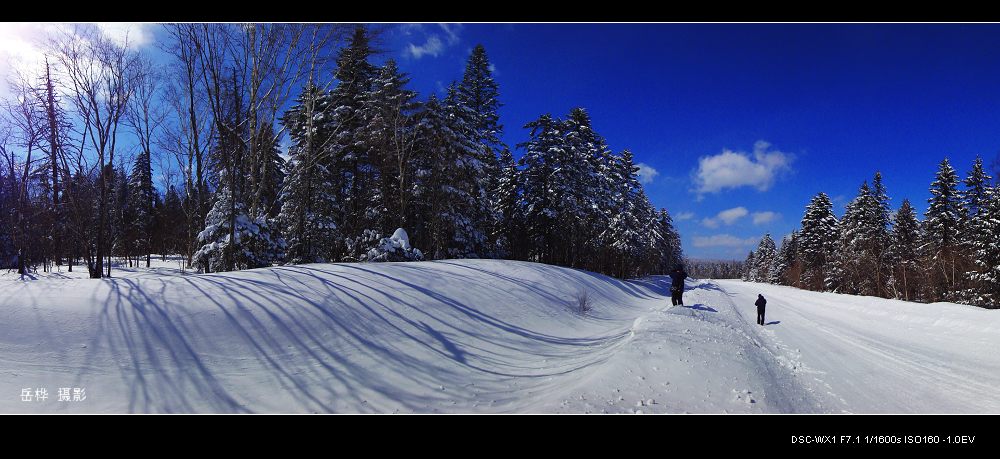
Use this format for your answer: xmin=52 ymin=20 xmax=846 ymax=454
xmin=755 ymin=294 xmax=767 ymax=325
xmin=668 ymin=266 xmax=687 ymax=306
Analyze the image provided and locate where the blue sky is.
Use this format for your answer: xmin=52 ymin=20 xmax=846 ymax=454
xmin=381 ymin=23 xmax=1000 ymax=259
xmin=5 ymin=23 xmax=1000 ymax=260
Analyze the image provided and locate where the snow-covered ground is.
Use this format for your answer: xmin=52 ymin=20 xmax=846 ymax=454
xmin=0 ymin=259 xmax=997 ymax=413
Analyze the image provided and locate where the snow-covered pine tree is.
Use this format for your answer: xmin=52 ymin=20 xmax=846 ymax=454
xmin=922 ymin=158 xmax=968 ymax=301
xmin=518 ymin=113 xmax=564 ymax=265
xmin=362 ymin=59 xmax=419 ymax=234
xmin=440 ymin=83 xmax=491 ymax=259
xmin=562 ymin=107 xmax=609 ymax=270
xmin=769 ymin=232 xmax=798 ymax=285
xmin=888 ymin=198 xmax=921 ymax=301
xmin=962 ymin=156 xmax=993 ymax=301
xmin=457 ymin=44 xmax=504 ymax=254
xmin=410 ymin=90 xmax=486 ymax=260
xmin=601 ymin=150 xmax=645 ymax=278
xmin=834 ymin=181 xmax=882 ymax=295
xmin=633 ymin=189 xmax=659 ymax=276
xmin=798 ymin=192 xmax=839 ymax=291
xmin=969 ymin=185 xmax=1000 ymax=308
xmin=194 ymin=79 xmax=280 ymax=273
xmin=870 ymin=172 xmax=892 ymax=296
xmin=277 ymin=83 xmax=340 ymax=264
xmin=753 ymin=233 xmax=777 ymax=283
xmin=327 ymin=26 xmax=379 ymax=260
xmin=491 ymin=148 xmax=521 ymax=259
xmin=656 ymin=208 xmax=684 ymax=274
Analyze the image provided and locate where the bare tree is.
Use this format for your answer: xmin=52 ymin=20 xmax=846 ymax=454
xmin=53 ymin=25 xmax=142 ymax=278
xmin=125 ymin=55 xmax=166 ymax=267
xmin=1 ymin=75 xmax=46 ymax=275
xmin=160 ymin=23 xmax=212 ymax=267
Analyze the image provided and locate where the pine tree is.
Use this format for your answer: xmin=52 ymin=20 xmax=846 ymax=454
xmin=922 ymin=158 xmax=967 ymax=301
xmin=458 ymin=44 xmax=504 ymax=252
xmin=835 ymin=181 xmax=882 ymax=295
xmin=602 ymin=150 xmax=645 ymax=278
xmin=562 ymin=107 xmax=608 ymax=269
xmin=492 ymin=148 xmax=520 ymax=258
xmin=656 ymin=208 xmax=683 ymax=274
xmin=362 ymin=59 xmax=419 ymax=233
xmin=770 ymin=232 xmax=799 ymax=285
xmin=753 ymin=233 xmax=777 ymax=282
xmin=328 ymin=26 xmax=379 ymax=259
xmin=194 ymin=77 xmax=280 ymax=272
xmin=870 ymin=172 xmax=892 ymax=296
xmin=888 ymin=199 xmax=921 ymax=301
xmin=518 ymin=113 xmax=564 ymax=264
xmin=250 ymin=124 xmax=286 ymax=221
xmin=969 ymin=185 xmax=1000 ymax=307
xmin=412 ymin=91 xmax=485 ymax=259
xmin=278 ymin=84 xmax=340 ymax=263
xmin=962 ymin=156 xmax=993 ymax=301
xmin=799 ymin=192 xmax=839 ymax=291
xmin=962 ymin=156 xmax=992 ymax=224
xmin=127 ymin=147 xmax=156 ymax=266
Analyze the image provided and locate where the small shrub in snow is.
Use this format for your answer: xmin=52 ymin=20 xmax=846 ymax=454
xmin=575 ymin=289 xmax=593 ymax=315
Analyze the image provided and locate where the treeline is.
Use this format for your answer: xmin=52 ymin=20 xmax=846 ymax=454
xmin=0 ymin=24 xmax=682 ymax=279
xmin=743 ymin=157 xmax=1000 ymax=309
xmin=687 ymin=259 xmax=745 ymax=279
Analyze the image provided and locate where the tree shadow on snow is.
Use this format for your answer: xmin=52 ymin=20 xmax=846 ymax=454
xmin=84 ymin=262 xmax=639 ymax=414
xmin=683 ymin=304 xmax=717 ymax=313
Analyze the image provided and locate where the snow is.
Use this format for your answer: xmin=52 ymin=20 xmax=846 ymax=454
xmin=390 ymin=228 xmax=411 ymax=250
xmin=0 ymin=259 xmax=998 ymax=413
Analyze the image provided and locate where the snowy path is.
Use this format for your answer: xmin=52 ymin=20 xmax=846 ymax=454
xmin=713 ymin=280 xmax=1000 ymax=413
xmin=1 ymin=260 xmax=997 ymax=413
xmin=543 ymin=277 xmax=829 ymax=413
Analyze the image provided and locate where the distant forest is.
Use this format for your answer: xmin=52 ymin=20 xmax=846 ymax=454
xmin=744 ymin=160 xmax=1000 ymax=309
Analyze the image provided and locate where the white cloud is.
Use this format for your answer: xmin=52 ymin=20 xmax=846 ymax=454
xmin=407 ymin=35 xmax=445 ymax=59
xmin=702 ymin=207 xmax=748 ymax=228
xmin=0 ymin=23 xmax=157 ymax=99
xmin=692 ymin=234 xmax=759 ymax=248
xmin=438 ymin=23 xmax=462 ymax=45
xmin=95 ymin=23 xmax=155 ymax=49
xmin=405 ymin=23 xmax=463 ymax=60
xmin=675 ymin=211 xmax=695 ymax=221
xmin=398 ymin=24 xmax=424 ymax=35
xmin=692 ymin=140 xmax=794 ymax=195
xmin=636 ymin=162 xmax=659 ymax=184
xmin=752 ymin=211 xmax=780 ymax=225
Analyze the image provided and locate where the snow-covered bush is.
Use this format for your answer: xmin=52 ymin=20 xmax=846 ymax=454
xmin=362 ymin=228 xmax=424 ymax=262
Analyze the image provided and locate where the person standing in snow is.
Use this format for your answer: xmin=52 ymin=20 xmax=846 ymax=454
xmin=668 ymin=266 xmax=687 ymax=306
xmin=755 ymin=294 xmax=767 ymax=325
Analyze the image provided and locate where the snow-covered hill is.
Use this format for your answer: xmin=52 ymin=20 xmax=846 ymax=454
xmin=1 ymin=260 xmax=998 ymax=413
